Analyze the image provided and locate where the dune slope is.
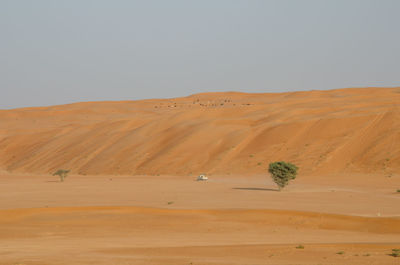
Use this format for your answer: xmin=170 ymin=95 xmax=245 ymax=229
xmin=0 ymin=87 xmax=399 ymax=176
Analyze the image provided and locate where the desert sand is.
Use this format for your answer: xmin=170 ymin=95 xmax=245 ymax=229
xmin=0 ymin=87 xmax=399 ymax=264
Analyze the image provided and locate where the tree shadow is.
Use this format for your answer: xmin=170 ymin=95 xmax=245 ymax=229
xmin=232 ymin=187 xmax=278 ymax=192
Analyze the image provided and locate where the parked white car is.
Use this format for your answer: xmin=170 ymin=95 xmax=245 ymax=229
xmin=197 ymin=174 xmax=208 ymax=181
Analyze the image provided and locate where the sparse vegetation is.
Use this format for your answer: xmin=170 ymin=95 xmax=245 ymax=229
xmin=268 ymin=161 xmax=298 ymax=191
xmin=53 ymin=169 xmax=70 ymax=182
xmin=390 ymin=249 xmax=400 ymax=257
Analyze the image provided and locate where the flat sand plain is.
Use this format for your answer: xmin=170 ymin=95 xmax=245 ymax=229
xmin=0 ymin=173 xmax=399 ymax=265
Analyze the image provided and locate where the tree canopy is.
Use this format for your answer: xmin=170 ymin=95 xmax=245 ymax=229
xmin=268 ymin=161 xmax=298 ymax=190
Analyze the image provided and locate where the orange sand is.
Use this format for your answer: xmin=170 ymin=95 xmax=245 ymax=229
xmin=0 ymin=87 xmax=399 ymax=264
xmin=0 ymin=87 xmax=399 ymax=176
xmin=0 ymin=174 xmax=399 ymax=264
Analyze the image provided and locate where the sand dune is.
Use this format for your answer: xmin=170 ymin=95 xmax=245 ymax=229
xmin=1 ymin=87 xmax=400 ymax=176
xmin=1 ymin=86 xmax=399 ymax=265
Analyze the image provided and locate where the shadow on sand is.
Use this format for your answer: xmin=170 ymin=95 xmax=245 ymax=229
xmin=233 ymin=187 xmax=278 ymax=192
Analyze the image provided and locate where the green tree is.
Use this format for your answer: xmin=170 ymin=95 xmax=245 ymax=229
xmin=268 ymin=161 xmax=298 ymax=191
xmin=53 ymin=169 xmax=70 ymax=182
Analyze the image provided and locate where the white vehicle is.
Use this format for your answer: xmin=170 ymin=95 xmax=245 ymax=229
xmin=197 ymin=174 xmax=208 ymax=181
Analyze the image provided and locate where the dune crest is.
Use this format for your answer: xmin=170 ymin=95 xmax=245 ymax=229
xmin=0 ymin=87 xmax=399 ymax=176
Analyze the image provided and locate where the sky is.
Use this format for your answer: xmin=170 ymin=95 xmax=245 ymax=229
xmin=1 ymin=0 xmax=399 ymax=109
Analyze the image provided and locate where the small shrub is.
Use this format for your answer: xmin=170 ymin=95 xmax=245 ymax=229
xmin=268 ymin=161 xmax=298 ymax=191
xmin=53 ymin=169 xmax=70 ymax=182
xmin=296 ymin=244 xmax=304 ymax=249
xmin=336 ymin=251 xmax=345 ymax=255
xmin=397 ymin=189 xmax=400 ymax=193
xmin=391 ymin=249 xmax=400 ymax=257
xmin=167 ymin=201 xmax=174 ymax=205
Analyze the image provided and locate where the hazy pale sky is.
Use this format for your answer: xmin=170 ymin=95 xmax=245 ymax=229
xmin=1 ymin=0 xmax=399 ymax=109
